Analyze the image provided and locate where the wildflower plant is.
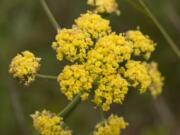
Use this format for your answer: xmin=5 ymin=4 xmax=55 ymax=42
xmin=9 ymin=0 xmax=165 ymax=135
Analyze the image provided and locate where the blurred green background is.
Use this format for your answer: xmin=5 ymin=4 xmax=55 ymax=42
xmin=0 ymin=0 xmax=180 ymax=135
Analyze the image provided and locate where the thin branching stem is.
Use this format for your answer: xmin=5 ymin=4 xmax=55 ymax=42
xmin=40 ymin=0 xmax=60 ymax=31
xmin=36 ymin=74 xmax=57 ymax=80
xmin=126 ymin=0 xmax=148 ymax=17
xmin=138 ymin=0 xmax=180 ymax=59
xmin=59 ymin=94 xmax=81 ymax=119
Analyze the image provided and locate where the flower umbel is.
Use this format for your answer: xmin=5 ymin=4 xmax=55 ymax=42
xmin=85 ymin=33 xmax=132 ymax=79
xmin=122 ymin=60 xmax=151 ymax=93
xmin=58 ymin=64 xmax=93 ymax=101
xmin=94 ymin=74 xmax=128 ymax=111
xmin=9 ymin=51 xmax=41 ymax=85
xmin=92 ymin=114 xmax=128 ymax=135
xmin=126 ymin=30 xmax=156 ymax=59
xmin=95 ymin=33 xmax=132 ymax=63
xmin=75 ymin=12 xmax=111 ymax=39
xmin=87 ymin=0 xmax=120 ymax=15
xmin=52 ymin=28 xmax=93 ymax=62
xmin=146 ymin=62 xmax=164 ymax=97
xmin=31 ymin=110 xmax=71 ymax=135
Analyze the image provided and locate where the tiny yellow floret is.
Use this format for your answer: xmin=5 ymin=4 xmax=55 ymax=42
xmin=58 ymin=64 xmax=93 ymax=100
xmin=122 ymin=60 xmax=151 ymax=93
xmin=86 ymin=33 xmax=132 ymax=78
xmin=94 ymin=74 xmax=128 ymax=111
xmin=146 ymin=62 xmax=164 ymax=97
xmin=52 ymin=28 xmax=93 ymax=62
xmin=92 ymin=114 xmax=128 ymax=135
xmin=9 ymin=51 xmax=41 ymax=85
xmin=75 ymin=12 xmax=111 ymax=39
xmin=126 ymin=30 xmax=156 ymax=59
xmin=31 ymin=110 xmax=71 ymax=135
xmin=95 ymin=33 xmax=132 ymax=63
xmin=87 ymin=0 xmax=120 ymax=15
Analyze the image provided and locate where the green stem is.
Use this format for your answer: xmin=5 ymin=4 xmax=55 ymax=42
xmin=138 ymin=0 xmax=180 ymax=59
xmin=59 ymin=94 xmax=81 ymax=119
xmin=40 ymin=0 xmax=60 ymax=31
xmin=36 ymin=74 xmax=57 ymax=80
xmin=99 ymin=108 xmax=105 ymax=121
xmin=126 ymin=0 xmax=148 ymax=17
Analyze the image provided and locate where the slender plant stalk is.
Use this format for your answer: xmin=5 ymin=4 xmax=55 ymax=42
xmin=8 ymin=79 xmax=30 ymax=135
xmin=138 ymin=0 xmax=180 ymax=59
xmin=59 ymin=93 xmax=81 ymax=119
xmin=153 ymin=96 xmax=180 ymax=135
xmin=99 ymin=108 xmax=105 ymax=121
xmin=40 ymin=0 xmax=60 ymax=31
xmin=36 ymin=74 xmax=57 ymax=80
xmin=126 ymin=0 xmax=148 ymax=17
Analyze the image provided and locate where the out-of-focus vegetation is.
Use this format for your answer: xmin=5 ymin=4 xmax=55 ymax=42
xmin=0 ymin=0 xmax=179 ymax=135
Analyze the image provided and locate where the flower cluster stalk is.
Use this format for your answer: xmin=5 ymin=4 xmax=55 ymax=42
xmin=36 ymin=74 xmax=57 ymax=80
xmin=40 ymin=0 xmax=60 ymax=31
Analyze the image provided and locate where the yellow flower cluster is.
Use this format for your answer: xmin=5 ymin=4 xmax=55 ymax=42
xmin=31 ymin=110 xmax=71 ymax=135
xmin=82 ymin=33 xmax=133 ymax=111
xmin=86 ymin=34 xmax=132 ymax=78
xmin=95 ymin=33 xmax=132 ymax=63
xmin=126 ymin=30 xmax=156 ymax=59
xmin=58 ymin=64 xmax=93 ymax=100
xmin=9 ymin=1 xmax=165 ymax=134
xmin=94 ymin=74 xmax=128 ymax=111
xmin=9 ymin=51 xmax=41 ymax=85
xmin=146 ymin=62 xmax=164 ymax=97
xmin=92 ymin=114 xmax=128 ymax=135
xmin=75 ymin=12 xmax=111 ymax=39
xmin=87 ymin=0 xmax=120 ymax=15
xmin=50 ymin=2 xmax=164 ymax=111
xmin=56 ymin=17 xmax=163 ymax=110
xmin=52 ymin=28 xmax=93 ymax=62
xmin=122 ymin=60 xmax=151 ymax=93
